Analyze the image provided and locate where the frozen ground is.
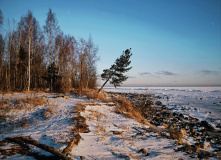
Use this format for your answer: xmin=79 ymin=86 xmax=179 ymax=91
xmin=0 ymin=91 xmax=220 ymax=159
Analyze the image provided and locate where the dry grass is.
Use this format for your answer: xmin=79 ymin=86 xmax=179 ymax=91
xmin=86 ymin=90 xmax=148 ymax=125
xmin=0 ymin=97 xmax=48 ymax=123
xmin=19 ymin=97 xmax=47 ymax=107
xmin=47 ymin=106 xmax=53 ymax=113
xmin=20 ymin=118 xmax=28 ymax=128
xmin=95 ymin=123 xmax=107 ymax=135
xmin=41 ymin=106 xmax=54 ymax=119
xmin=71 ymin=103 xmax=89 ymax=133
xmin=85 ymin=107 xmax=109 ymax=141
xmin=72 ymin=123 xmax=88 ymax=133
xmin=72 ymin=104 xmax=86 ymax=114
xmin=114 ymin=97 xmax=146 ymax=124
xmin=129 ymin=153 xmax=142 ymax=160
xmin=21 ymin=90 xmax=44 ymax=94
xmin=72 ymin=88 xmax=92 ymax=97
xmin=0 ymin=100 xmax=13 ymax=106
xmin=86 ymin=89 xmax=110 ymax=102
xmin=169 ymin=128 xmax=184 ymax=143
xmin=120 ymin=124 xmax=129 ymax=131
xmin=72 ymin=115 xmax=86 ymax=125
xmin=87 ymin=110 xmax=106 ymax=121
xmin=0 ymin=100 xmax=15 ymax=123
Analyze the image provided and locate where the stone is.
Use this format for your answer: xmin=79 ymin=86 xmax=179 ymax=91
xmin=156 ymin=113 xmax=163 ymax=118
xmin=112 ymin=131 xmax=122 ymax=135
xmin=216 ymin=123 xmax=221 ymax=128
xmin=200 ymin=121 xmax=215 ymax=131
xmin=145 ymin=100 xmax=153 ymax=106
xmin=191 ymin=118 xmax=199 ymax=122
xmin=161 ymin=105 xmax=167 ymax=109
xmin=181 ymin=106 xmax=186 ymax=110
xmin=198 ymin=150 xmax=212 ymax=159
xmin=155 ymin=101 xmax=162 ymax=106
xmin=185 ymin=126 xmax=189 ymax=130
xmin=137 ymin=148 xmax=150 ymax=156
xmin=190 ymin=128 xmax=196 ymax=133
xmin=200 ymin=142 xmax=206 ymax=149
xmin=175 ymin=144 xmax=196 ymax=152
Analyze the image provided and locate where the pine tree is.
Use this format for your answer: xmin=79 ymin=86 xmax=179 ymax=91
xmin=47 ymin=62 xmax=61 ymax=91
xmin=98 ymin=48 xmax=132 ymax=93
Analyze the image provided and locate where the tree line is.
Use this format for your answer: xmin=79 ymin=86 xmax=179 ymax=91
xmin=0 ymin=9 xmax=99 ymax=92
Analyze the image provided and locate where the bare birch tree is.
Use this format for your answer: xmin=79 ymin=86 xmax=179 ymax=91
xmin=44 ymin=8 xmax=60 ymax=64
xmin=85 ymin=35 xmax=99 ymax=89
xmin=26 ymin=11 xmax=33 ymax=91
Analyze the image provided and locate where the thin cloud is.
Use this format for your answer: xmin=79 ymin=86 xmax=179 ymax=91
xmin=128 ymin=76 xmax=136 ymax=78
xmin=140 ymin=72 xmax=152 ymax=76
xmin=156 ymin=71 xmax=178 ymax=76
xmin=200 ymin=69 xmax=218 ymax=75
xmin=96 ymin=74 xmax=102 ymax=79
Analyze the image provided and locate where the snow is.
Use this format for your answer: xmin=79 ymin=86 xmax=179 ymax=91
xmin=1 ymin=89 xmax=220 ymax=159
xmin=71 ymin=104 xmax=188 ymax=159
xmin=0 ymin=93 xmax=88 ymax=159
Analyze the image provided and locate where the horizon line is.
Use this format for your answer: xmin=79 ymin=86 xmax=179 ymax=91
xmin=99 ymin=85 xmax=221 ymax=88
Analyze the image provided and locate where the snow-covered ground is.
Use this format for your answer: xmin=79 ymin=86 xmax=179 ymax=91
xmin=71 ymin=104 xmax=188 ymax=160
xmin=0 ymin=92 xmax=89 ymax=159
xmin=0 ymin=90 xmax=220 ymax=159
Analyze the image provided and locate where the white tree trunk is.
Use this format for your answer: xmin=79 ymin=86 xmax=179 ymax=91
xmin=28 ymin=25 xmax=31 ymax=91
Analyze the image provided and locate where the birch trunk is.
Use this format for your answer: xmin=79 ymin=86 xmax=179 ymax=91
xmin=27 ymin=24 xmax=31 ymax=91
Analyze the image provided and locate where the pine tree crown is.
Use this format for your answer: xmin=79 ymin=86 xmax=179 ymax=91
xmin=101 ymin=48 xmax=132 ymax=88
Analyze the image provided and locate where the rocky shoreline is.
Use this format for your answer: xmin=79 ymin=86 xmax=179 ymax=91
xmin=106 ymin=91 xmax=221 ymax=159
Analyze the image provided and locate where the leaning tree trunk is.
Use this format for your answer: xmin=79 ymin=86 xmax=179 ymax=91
xmin=97 ymin=73 xmax=113 ymax=93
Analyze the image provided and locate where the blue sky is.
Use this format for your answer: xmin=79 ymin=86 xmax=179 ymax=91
xmin=1 ymin=0 xmax=220 ymax=87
